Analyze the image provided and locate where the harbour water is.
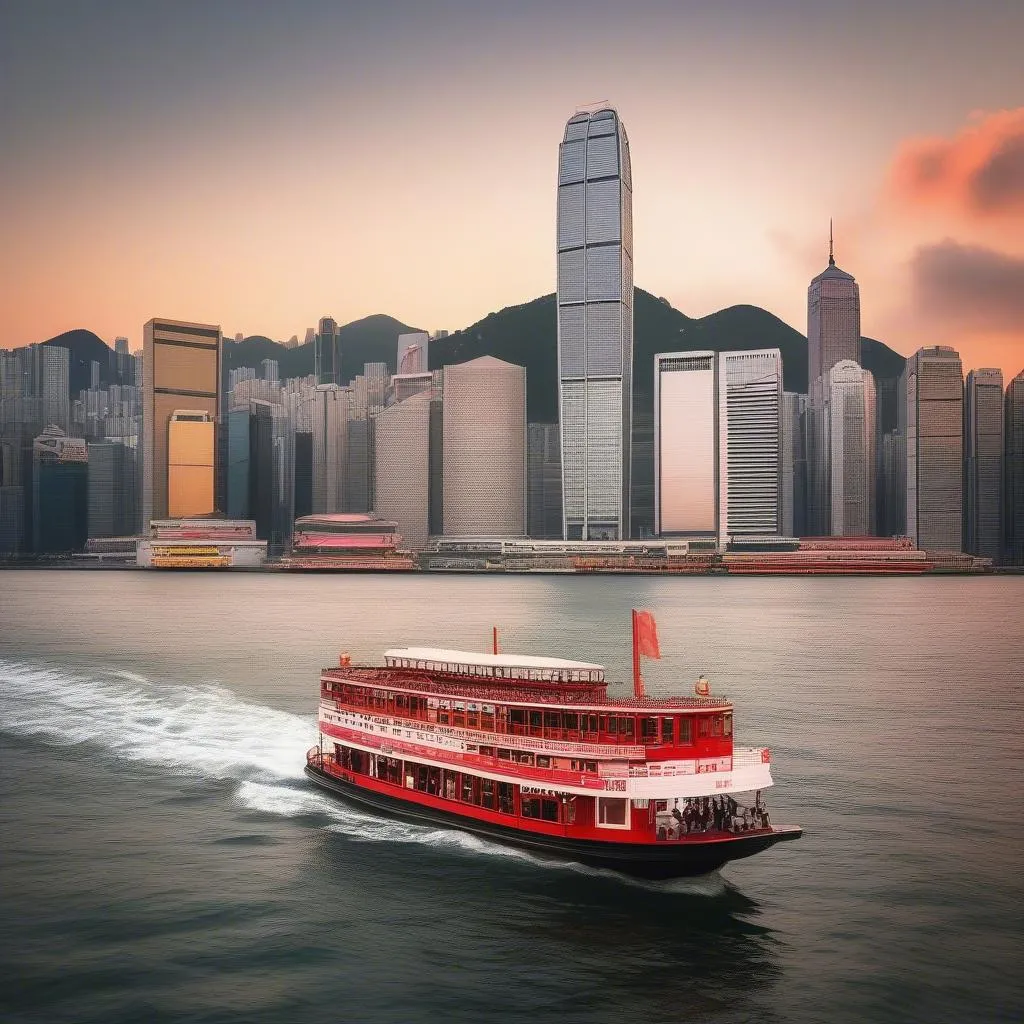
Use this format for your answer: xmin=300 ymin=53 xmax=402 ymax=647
xmin=1 ymin=570 xmax=1022 ymax=1024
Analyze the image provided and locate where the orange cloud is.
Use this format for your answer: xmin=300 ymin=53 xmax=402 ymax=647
xmin=889 ymin=108 xmax=1024 ymax=219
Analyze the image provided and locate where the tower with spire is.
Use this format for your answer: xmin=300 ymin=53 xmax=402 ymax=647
xmin=806 ymin=225 xmax=864 ymax=535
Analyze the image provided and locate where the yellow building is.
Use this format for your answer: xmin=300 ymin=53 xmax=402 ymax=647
xmin=142 ymin=319 xmax=222 ymax=524
xmin=167 ymin=411 xmax=215 ymax=518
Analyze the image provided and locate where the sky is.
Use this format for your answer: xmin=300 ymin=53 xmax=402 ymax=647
xmin=1 ymin=0 xmax=1022 ymax=380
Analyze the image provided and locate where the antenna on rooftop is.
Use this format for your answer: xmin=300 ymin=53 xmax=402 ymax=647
xmin=829 ymin=218 xmax=835 ymax=266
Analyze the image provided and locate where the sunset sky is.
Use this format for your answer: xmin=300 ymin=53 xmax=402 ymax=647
xmin=2 ymin=0 xmax=1022 ymax=380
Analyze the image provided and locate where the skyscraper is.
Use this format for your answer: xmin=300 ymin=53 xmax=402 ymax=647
xmin=654 ymin=352 xmax=717 ymax=537
xmin=781 ymin=392 xmax=808 ymax=538
xmin=904 ymin=346 xmax=963 ymax=551
xmin=32 ymin=425 xmax=88 ymax=553
xmin=315 ymin=316 xmax=341 ymax=386
xmin=527 ymin=423 xmax=563 ymax=539
xmin=1006 ymin=371 xmax=1024 ymax=564
xmin=397 ymin=333 xmax=429 ymax=375
xmin=718 ymin=349 xmax=783 ymax=545
xmin=310 ymin=384 xmax=348 ymax=513
xmin=141 ymin=319 xmax=222 ymax=525
xmin=827 ymin=360 xmax=876 ymax=536
xmin=556 ymin=106 xmax=633 ymax=540
xmin=964 ymin=368 xmax=1004 ymax=560
xmin=374 ymin=392 xmax=433 ymax=551
xmin=807 ymin=227 xmax=861 ymax=534
xmin=441 ymin=356 xmax=526 ymax=537
xmin=87 ymin=439 xmax=138 ymax=539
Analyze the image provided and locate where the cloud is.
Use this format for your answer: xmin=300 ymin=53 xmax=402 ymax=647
xmin=911 ymin=240 xmax=1024 ymax=332
xmin=889 ymin=108 xmax=1024 ymax=218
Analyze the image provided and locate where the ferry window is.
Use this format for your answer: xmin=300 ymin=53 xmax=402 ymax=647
xmin=497 ymin=748 xmax=512 ymax=761
xmin=510 ymin=709 xmax=526 ymax=727
xmin=679 ymin=717 xmax=692 ymax=744
xmin=586 ymin=760 xmax=597 ymax=772
xmin=541 ymin=799 xmax=559 ymax=823
xmin=479 ymin=746 xmax=494 ymax=757
xmin=461 ymin=775 xmax=474 ymax=802
xmin=521 ymin=798 xmax=541 ymax=819
xmin=566 ymin=799 xmax=576 ymax=824
xmin=481 ymin=709 xmax=495 ymax=731
xmin=517 ymin=752 xmax=535 ymax=766
xmin=641 ymin=717 xmax=658 ymax=740
xmin=564 ymin=713 xmax=579 ymax=731
xmin=529 ymin=711 xmax=542 ymax=730
xmin=599 ymin=715 xmax=608 ymax=734
xmin=498 ymin=783 xmax=514 ymax=814
xmin=438 ymin=709 xmax=449 ymax=725
xmin=724 ymin=713 xmax=733 ymax=737
xmin=467 ymin=709 xmax=479 ymax=728
xmin=544 ymin=712 xmax=560 ymax=730
xmin=698 ymin=717 xmax=710 ymax=738
xmin=587 ymin=715 xmax=599 ymax=734
xmin=481 ymin=779 xmax=495 ymax=809
xmin=712 ymin=715 xmax=724 ymax=737
xmin=536 ymin=755 xmax=551 ymax=769
xmin=621 ymin=718 xmax=635 ymax=738
xmin=607 ymin=717 xmax=617 ymax=735
xmin=662 ymin=718 xmax=675 ymax=744
xmin=598 ymin=797 xmax=628 ymax=826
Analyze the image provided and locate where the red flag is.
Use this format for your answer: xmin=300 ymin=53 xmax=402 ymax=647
xmin=635 ymin=610 xmax=661 ymax=660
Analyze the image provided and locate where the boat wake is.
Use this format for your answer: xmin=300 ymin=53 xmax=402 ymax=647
xmin=0 ymin=658 xmax=724 ymax=894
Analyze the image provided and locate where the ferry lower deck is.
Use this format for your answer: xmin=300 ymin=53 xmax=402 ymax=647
xmin=306 ymin=745 xmax=801 ymax=878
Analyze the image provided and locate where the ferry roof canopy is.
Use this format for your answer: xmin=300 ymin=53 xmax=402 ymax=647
xmin=384 ymin=647 xmax=605 ymax=673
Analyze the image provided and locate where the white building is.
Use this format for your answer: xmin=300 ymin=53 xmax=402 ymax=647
xmin=442 ymin=356 xmax=526 ymax=537
xmin=827 ymin=360 xmax=876 ymax=536
xmin=654 ymin=352 xmax=717 ymax=537
xmin=374 ymin=392 xmax=433 ymax=552
xmin=718 ymin=350 xmax=783 ymax=547
xmin=310 ymin=384 xmax=348 ymax=513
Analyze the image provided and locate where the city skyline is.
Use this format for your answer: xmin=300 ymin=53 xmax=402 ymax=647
xmin=1 ymin=3 xmax=1022 ymax=386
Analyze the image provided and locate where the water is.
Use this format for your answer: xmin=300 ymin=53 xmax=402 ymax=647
xmin=1 ymin=570 xmax=1021 ymax=1024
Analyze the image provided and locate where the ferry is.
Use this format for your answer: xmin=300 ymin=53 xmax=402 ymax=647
xmin=305 ymin=612 xmax=802 ymax=878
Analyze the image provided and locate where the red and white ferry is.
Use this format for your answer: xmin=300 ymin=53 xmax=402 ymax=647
xmin=305 ymin=612 xmax=801 ymax=878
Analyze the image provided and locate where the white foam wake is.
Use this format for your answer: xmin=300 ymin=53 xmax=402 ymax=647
xmin=0 ymin=658 xmax=724 ymax=893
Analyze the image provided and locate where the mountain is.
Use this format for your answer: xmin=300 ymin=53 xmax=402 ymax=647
xmin=38 ymin=295 xmax=906 ymax=419
xmin=225 ymin=314 xmax=421 ymax=383
xmin=428 ymin=290 xmax=907 ymax=422
xmin=41 ymin=330 xmax=116 ymax=394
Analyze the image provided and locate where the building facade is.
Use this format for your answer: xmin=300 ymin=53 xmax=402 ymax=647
xmin=718 ymin=350 xmax=783 ymax=545
xmin=527 ymin=423 xmax=563 ymax=540
xmin=397 ymin=333 xmax=429 ymax=376
xmin=441 ymin=356 xmax=526 ymax=537
xmin=781 ymin=392 xmax=808 ymax=538
xmin=904 ymin=346 xmax=964 ymax=551
xmin=374 ymin=392 xmax=433 ymax=551
xmin=556 ymin=107 xmax=633 ymax=540
xmin=654 ymin=352 xmax=717 ymax=537
xmin=310 ymin=384 xmax=348 ymax=513
xmin=142 ymin=318 xmax=222 ymax=525
xmin=964 ymin=368 xmax=1003 ymax=561
xmin=32 ymin=425 xmax=88 ymax=553
xmin=827 ymin=361 xmax=876 ymax=536
xmin=87 ymin=439 xmax=138 ymax=538
xmin=1003 ymin=371 xmax=1024 ymax=564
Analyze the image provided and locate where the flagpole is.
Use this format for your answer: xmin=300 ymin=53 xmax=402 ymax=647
xmin=492 ymin=626 xmax=499 ymax=655
xmin=631 ymin=609 xmax=643 ymax=699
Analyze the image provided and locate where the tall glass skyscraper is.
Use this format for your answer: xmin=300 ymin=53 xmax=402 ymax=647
xmin=556 ymin=107 xmax=633 ymax=540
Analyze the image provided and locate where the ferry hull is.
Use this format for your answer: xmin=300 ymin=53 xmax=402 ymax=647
xmin=305 ymin=763 xmax=802 ymax=879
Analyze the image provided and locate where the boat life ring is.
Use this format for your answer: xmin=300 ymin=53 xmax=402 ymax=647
xmin=694 ymin=675 xmax=710 ymax=697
